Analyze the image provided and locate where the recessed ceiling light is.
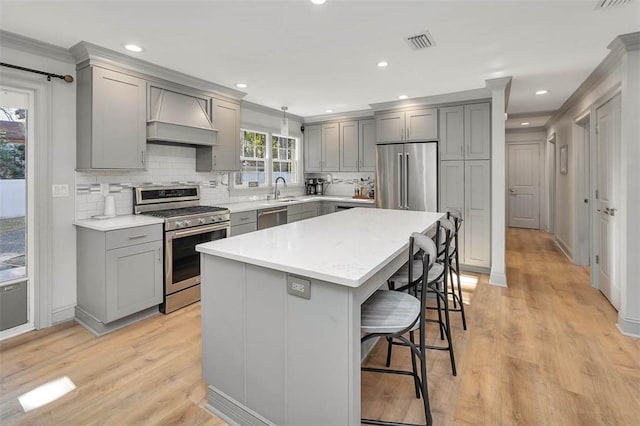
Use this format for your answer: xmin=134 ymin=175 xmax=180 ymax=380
xmin=535 ymin=90 xmax=548 ymax=95
xmin=235 ymin=83 xmax=248 ymax=89
xmin=311 ymin=0 xmax=326 ymax=5
xmin=325 ymin=109 xmax=333 ymax=113
xmin=378 ymin=61 xmax=388 ymax=68
xmin=521 ymin=122 xmax=530 ymax=126
xmin=124 ymin=44 xmax=144 ymax=53
xmin=398 ymin=95 xmax=409 ymax=100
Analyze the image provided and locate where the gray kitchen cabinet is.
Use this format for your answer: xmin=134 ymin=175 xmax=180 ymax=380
xmin=439 ymin=102 xmax=490 ymax=160
xmin=302 ymin=202 xmax=319 ymax=219
xmin=230 ymin=210 xmax=257 ymax=236
xmin=287 ymin=204 xmax=304 ymax=223
xmin=197 ymin=98 xmax=241 ymax=172
xmin=340 ymin=121 xmax=359 ymax=172
xmin=439 ymin=159 xmax=490 ymax=269
xmin=322 ymin=123 xmax=340 ymax=171
xmin=76 ymin=66 xmax=147 ymax=170
xmin=359 ymin=119 xmax=376 ymax=172
xmin=321 ymin=201 xmax=337 ymax=215
xmin=76 ymin=224 xmax=163 ymax=334
xmin=375 ymin=108 xmax=437 ymax=143
xmin=304 ymin=124 xmax=323 ymax=172
xmin=465 ymin=103 xmax=491 ymax=160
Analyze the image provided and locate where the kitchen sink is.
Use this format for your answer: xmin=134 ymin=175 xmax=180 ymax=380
xmin=277 ymin=199 xmax=297 ymax=203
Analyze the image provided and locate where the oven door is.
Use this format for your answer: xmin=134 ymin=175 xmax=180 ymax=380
xmin=165 ymin=223 xmax=230 ymax=295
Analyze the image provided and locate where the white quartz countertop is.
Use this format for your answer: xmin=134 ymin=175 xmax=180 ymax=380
xmin=197 ymin=208 xmax=443 ymax=287
xmin=74 ymin=214 xmax=165 ymax=231
xmin=208 ymin=196 xmax=375 ymax=213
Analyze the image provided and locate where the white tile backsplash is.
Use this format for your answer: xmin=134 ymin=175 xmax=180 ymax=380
xmin=75 ymin=143 xmax=305 ymax=219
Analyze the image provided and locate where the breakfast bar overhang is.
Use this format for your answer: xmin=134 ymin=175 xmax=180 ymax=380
xmin=196 ymin=208 xmax=444 ymax=425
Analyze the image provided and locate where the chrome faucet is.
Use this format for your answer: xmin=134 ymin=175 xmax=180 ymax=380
xmin=274 ymin=176 xmax=287 ymax=200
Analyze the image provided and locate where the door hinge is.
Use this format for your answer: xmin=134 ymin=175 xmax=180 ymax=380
xmin=595 ymin=255 xmax=599 ymax=265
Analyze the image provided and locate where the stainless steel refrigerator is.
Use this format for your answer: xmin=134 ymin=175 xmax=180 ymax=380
xmin=375 ymin=141 xmax=438 ymax=211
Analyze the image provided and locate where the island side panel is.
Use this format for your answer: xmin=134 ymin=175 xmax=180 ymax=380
xmin=286 ymin=277 xmax=351 ymax=425
xmin=245 ymin=265 xmax=286 ymax=425
xmin=201 ymin=256 xmax=246 ymax=404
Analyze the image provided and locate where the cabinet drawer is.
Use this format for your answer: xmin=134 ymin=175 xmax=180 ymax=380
xmin=230 ymin=211 xmax=257 ymax=225
xmin=231 ymin=222 xmax=257 ymax=236
xmin=302 ymin=202 xmax=319 ymax=213
xmin=288 ymin=213 xmax=303 ymax=223
xmin=106 ymin=224 xmax=162 ymax=250
xmin=287 ymin=204 xmax=303 ymax=216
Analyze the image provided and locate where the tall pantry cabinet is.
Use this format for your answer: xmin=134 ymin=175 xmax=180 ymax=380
xmin=439 ymin=102 xmax=491 ymax=269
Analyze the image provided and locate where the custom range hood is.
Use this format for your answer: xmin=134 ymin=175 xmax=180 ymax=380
xmin=147 ymin=86 xmax=218 ymax=146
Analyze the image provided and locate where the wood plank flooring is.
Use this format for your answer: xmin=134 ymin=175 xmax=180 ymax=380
xmin=1 ymin=228 xmax=639 ymax=425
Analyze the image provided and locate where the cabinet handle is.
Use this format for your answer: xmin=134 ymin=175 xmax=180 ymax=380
xmin=239 ymin=216 xmax=251 ymax=221
xmin=213 ymin=155 xmax=217 ymax=166
xmin=407 ymin=127 xmax=410 ymax=140
xmin=401 ymin=127 xmax=404 ymax=141
xmin=129 ymin=234 xmax=148 ymax=240
xmin=141 ymin=150 xmax=145 ymax=165
xmin=461 ymin=146 xmax=464 ymax=156
xmin=467 ymin=145 xmax=470 ymax=156
xmin=158 ymin=249 xmax=161 ymax=262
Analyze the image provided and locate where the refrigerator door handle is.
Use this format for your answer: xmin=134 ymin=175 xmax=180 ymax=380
xmin=405 ymin=152 xmax=410 ymax=210
xmin=397 ymin=153 xmax=404 ymax=208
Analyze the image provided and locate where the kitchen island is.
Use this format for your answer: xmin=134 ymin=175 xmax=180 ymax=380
xmin=196 ymin=208 xmax=443 ymax=426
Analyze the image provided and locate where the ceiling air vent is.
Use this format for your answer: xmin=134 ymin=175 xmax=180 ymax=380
xmin=594 ymin=0 xmax=634 ymax=9
xmin=405 ymin=31 xmax=435 ymax=50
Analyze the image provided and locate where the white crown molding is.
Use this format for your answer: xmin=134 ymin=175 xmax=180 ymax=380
xmin=547 ymin=33 xmax=633 ymax=128
xmin=0 ymin=30 xmax=73 ymax=63
xmin=369 ymin=87 xmax=491 ymax=112
xmin=69 ymin=41 xmax=247 ymax=100
xmin=608 ymin=31 xmax=640 ymax=53
xmin=304 ymin=109 xmax=373 ymax=124
xmin=241 ymin=100 xmax=304 ymax=123
xmin=486 ymin=76 xmax=513 ymax=109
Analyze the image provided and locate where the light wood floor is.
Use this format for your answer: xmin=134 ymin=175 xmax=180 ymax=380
xmin=2 ymin=228 xmax=639 ymax=425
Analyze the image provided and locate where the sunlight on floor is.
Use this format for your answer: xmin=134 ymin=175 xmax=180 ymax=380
xmin=18 ymin=376 xmax=76 ymax=412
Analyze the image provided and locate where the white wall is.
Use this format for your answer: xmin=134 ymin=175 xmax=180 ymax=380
xmin=0 ymin=37 xmax=77 ymax=324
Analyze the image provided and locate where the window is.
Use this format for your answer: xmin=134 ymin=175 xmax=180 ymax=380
xmin=272 ymin=135 xmax=298 ymax=184
xmin=236 ymin=130 xmax=267 ymax=187
xmin=235 ymin=129 xmax=299 ymax=188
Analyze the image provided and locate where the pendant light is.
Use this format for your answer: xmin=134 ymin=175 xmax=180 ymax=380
xmin=280 ymin=106 xmax=289 ymax=137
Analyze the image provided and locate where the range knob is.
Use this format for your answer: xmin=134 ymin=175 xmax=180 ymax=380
xmin=210 ymin=215 xmax=217 ymax=222
xmin=199 ymin=217 xmax=206 ymax=224
xmin=184 ymin=219 xmax=192 ymax=227
xmin=175 ymin=221 xmax=184 ymax=228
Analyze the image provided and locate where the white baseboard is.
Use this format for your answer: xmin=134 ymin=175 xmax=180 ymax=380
xmin=553 ymin=236 xmax=573 ymax=261
xmin=489 ymin=270 xmax=507 ymax=287
xmin=52 ymin=305 xmax=75 ymax=325
xmin=617 ymin=316 xmax=640 ymax=339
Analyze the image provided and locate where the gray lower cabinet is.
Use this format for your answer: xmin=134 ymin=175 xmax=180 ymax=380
xmin=76 ymin=224 xmax=163 ymax=334
xmin=77 ymin=66 xmax=147 ymax=170
xmin=287 ymin=204 xmax=304 ymax=223
xmin=197 ymin=98 xmax=241 ymax=172
xmin=230 ymin=211 xmax=257 ymax=236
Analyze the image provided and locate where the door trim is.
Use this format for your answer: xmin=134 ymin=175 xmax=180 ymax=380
xmin=546 ymin=133 xmax=556 ymax=234
xmin=574 ymin=111 xmax=591 ymax=266
xmin=0 ymin=73 xmax=54 ymax=337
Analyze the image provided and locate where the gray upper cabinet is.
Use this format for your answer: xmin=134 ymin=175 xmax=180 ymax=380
xmin=322 ymin=123 xmax=340 ymax=171
xmin=359 ymin=119 xmax=376 ymax=172
xmin=439 ymin=106 xmax=464 ymax=160
xmin=77 ymin=66 xmax=147 ymax=170
xmin=439 ymin=102 xmax=490 ymax=160
xmin=197 ymin=98 xmax=241 ymax=172
xmin=305 ymin=119 xmax=376 ymax=173
xmin=464 ymin=103 xmax=491 ymax=160
xmin=375 ymin=108 xmax=437 ymax=143
xmin=340 ymin=121 xmax=359 ymax=172
xmin=304 ymin=124 xmax=322 ymax=172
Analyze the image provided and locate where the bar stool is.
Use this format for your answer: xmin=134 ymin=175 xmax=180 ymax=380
xmin=386 ymin=219 xmax=457 ymax=376
xmin=442 ymin=208 xmax=467 ymax=330
xmin=361 ymin=232 xmax=436 ymax=426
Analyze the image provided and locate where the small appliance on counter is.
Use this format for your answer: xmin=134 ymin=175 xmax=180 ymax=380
xmin=306 ymin=178 xmax=316 ymax=195
xmin=315 ymin=178 xmax=325 ymax=195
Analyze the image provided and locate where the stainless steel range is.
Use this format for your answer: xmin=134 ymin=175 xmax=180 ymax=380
xmin=133 ymin=185 xmax=230 ymax=313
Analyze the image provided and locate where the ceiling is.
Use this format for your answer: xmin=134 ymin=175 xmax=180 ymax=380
xmin=1 ymin=0 xmax=638 ymax=118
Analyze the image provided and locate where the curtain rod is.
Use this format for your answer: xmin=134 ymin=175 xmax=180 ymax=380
xmin=0 ymin=62 xmax=74 ymax=83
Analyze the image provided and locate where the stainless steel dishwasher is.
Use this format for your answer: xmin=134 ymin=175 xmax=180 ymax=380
xmin=257 ymin=207 xmax=288 ymax=230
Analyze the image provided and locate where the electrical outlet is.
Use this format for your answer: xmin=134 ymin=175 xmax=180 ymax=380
xmin=287 ymin=276 xmax=311 ymax=299
xmin=52 ymin=184 xmax=69 ymax=198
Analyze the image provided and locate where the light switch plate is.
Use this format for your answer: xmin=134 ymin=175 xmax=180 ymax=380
xmin=52 ymin=184 xmax=69 ymax=198
xmin=287 ymin=275 xmax=311 ymax=299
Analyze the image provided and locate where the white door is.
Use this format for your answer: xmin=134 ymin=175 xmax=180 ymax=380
xmin=595 ymin=94 xmax=620 ymax=309
xmin=507 ymin=143 xmax=540 ymax=229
